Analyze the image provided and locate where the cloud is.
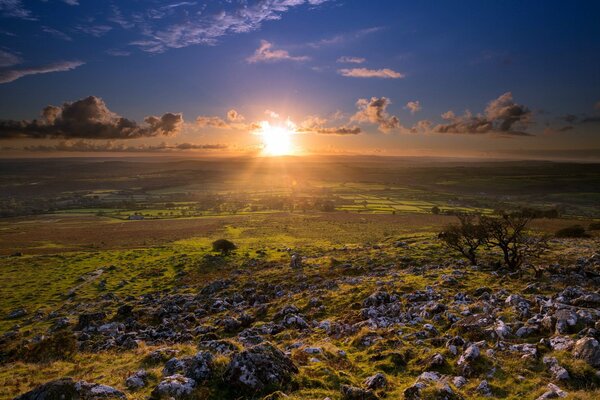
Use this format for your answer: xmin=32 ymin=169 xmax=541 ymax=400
xmin=595 ymin=101 xmax=600 ymax=110
xmin=0 ymin=60 xmax=84 ymax=84
xmin=197 ymin=110 xmax=257 ymax=130
xmin=433 ymin=92 xmax=532 ymax=136
xmin=338 ymin=67 xmax=404 ymax=79
xmin=0 ymin=96 xmax=184 ymax=139
xmin=296 ymin=115 xmax=361 ymax=135
xmin=132 ymin=1 xmax=332 ymax=54
xmin=247 ymin=40 xmax=309 ymax=63
xmin=106 ymin=49 xmax=131 ymax=57
xmin=0 ymin=49 xmax=21 ymax=67
xmin=19 ymin=141 xmax=227 ymax=153
xmin=351 ymin=97 xmax=401 ymax=133
xmin=62 ymin=0 xmax=79 ymax=5
xmin=227 ymin=109 xmax=245 ymax=122
xmin=308 ymin=26 xmax=384 ymax=48
xmin=405 ymin=101 xmax=421 ymax=114
xmin=0 ymin=0 xmax=35 ymax=20
xmin=41 ymin=27 xmax=73 ymax=41
xmin=195 ymin=116 xmax=229 ymax=128
xmin=75 ymin=24 xmax=113 ymax=37
xmin=337 ymin=56 xmax=366 ymax=64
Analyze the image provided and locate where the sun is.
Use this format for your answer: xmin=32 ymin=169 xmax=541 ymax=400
xmin=259 ymin=121 xmax=295 ymax=156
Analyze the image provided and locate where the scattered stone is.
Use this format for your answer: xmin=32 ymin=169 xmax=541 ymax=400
xmin=476 ymin=380 xmax=492 ymax=397
xmin=340 ymin=384 xmax=376 ymax=400
xmin=224 ymin=342 xmax=298 ymax=393
xmin=543 ymin=357 xmax=570 ymax=381
xmin=6 ymin=308 xmax=27 ymax=320
xmin=363 ymin=372 xmax=387 ymax=390
xmin=15 ymin=378 xmax=126 ymax=400
xmin=150 ymin=375 xmax=196 ymax=399
xmin=126 ymin=369 xmax=148 ymax=390
xmin=572 ymin=337 xmax=600 ymax=367
xmin=536 ymin=383 xmax=568 ymax=399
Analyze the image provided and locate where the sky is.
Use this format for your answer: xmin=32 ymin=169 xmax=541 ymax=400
xmin=0 ymin=0 xmax=599 ymax=158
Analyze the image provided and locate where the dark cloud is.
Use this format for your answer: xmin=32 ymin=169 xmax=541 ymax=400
xmin=18 ymin=141 xmax=227 ymax=153
xmin=433 ymin=92 xmax=532 ymax=136
xmin=351 ymin=97 xmax=401 ymax=133
xmin=0 ymin=60 xmax=84 ymax=84
xmin=0 ymin=96 xmax=184 ymax=139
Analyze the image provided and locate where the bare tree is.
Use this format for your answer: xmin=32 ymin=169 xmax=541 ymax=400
xmin=438 ymin=214 xmax=486 ymax=265
xmin=480 ymin=214 xmax=547 ymax=271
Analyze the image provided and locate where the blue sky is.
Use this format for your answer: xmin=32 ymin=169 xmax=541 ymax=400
xmin=0 ymin=0 xmax=599 ymax=157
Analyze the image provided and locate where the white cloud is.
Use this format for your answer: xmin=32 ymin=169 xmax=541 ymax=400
xmin=337 ymin=56 xmax=366 ymax=64
xmin=247 ymin=40 xmax=309 ymax=63
xmin=338 ymin=67 xmax=404 ymax=79
xmin=405 ymin=101 xmax=421 ymax=114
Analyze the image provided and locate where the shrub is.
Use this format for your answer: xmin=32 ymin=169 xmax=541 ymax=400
xmin=431 ymin=206 xmax=440 ymax=215
xmin=555 ymin=225 xmax=589 ymax=238
xmin=588 ymin=222 xmax=600 ymax=231
xmin=439 ymin=213 xmax=549 ymax=271
xmin=480 ymin=214 xmax=549 ymax=271
xmin=212 ymin=239 xmax=237 ymax=254
xmin=438 ymin=214 xmax=486 ymax=265
xmin=20 ymin=332 xmax=77 ymax=362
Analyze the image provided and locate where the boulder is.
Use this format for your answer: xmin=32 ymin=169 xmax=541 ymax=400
xmin=363 ymin=372 xmax=387 ymax=390
xmin=340 ymin=384 xmax=376 ymax=400
xmin=572 ymin=337 xmax=600 ymax=367
xmin=150 ymin=375 xmax=196 ymax=399
xmin=15 ymin=378 xmax=126 ymax=400
xmin=125 ymin=369 xmax=148 ymax=390
xmin=224 ymin=342 xmax=298 ymax=393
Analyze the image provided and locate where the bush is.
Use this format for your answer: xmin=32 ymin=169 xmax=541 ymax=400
xmin=212 ymin=239 xmax=237 ymax=254
xmin=439 ymin=213 xmax=549 ymax=271
xmin=20 ymin=333 xmax=77 ymax=362
xmin=589 ymin=222 xmax=600 ymax=231
xmin=438 ymin=214 xmax=486 ymax=265
xmin=555 ymin=225 xmax=589 ymax=238
xmin=431 ymin=206 xmax=440 ymax=215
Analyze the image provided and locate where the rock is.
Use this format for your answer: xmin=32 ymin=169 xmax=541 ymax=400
xmin=426 ymin=353 xmax=446 ymax=369
xmin=363 ymin=291 xmax=394 ymax=307
xmin=543 ymin=357 xmax=570 ymax=381
xmin=15 ymin=378 xmax=126 ymax=400
xmin=14 ymin=378 xmax=78 ymax=400
xmin=554 ymin=309 xmax=578 ymax=334
xmin=494 ymin=320 xmax=512 ymax=339
xmin=224 ymin=342 xmax=298 ymax=393
xmin=572 ymin=337 xmax=600 ymax=367
xmin=150 ymin=375 xmax=196 ymax=399
xmin=76 ymin=312 xmax=106 ymax=330
xmin=363 ymin=372 xmax=387 ymax=390
xmin=452 ymin=376 xmax=467 ymax=388
xmin=457 ymin=344 xmax=480 ymax=366
xmin=403 ymin=372 xmax=461 ymax=400
xmin=163 ymin=352 xmax=213 ymax=382
xmin=126 ymin=369 xmax=148 ymax=390
xmin=548 ymin=336 xmax=575 ymax=351
xmin=290 ymin=253 xmax=302 ymax=269
xmin=340 ymin=384 xmax=376 ymax=400
xmin=146 ymin=348 xmax=179 ymax=364
xmin=476 ymin=380 xmax=492 ymax=397
xmin=6 ymin=308 xmax=27 ymax=319
xmin=536 ymin=383 xmax=568 ymax=399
